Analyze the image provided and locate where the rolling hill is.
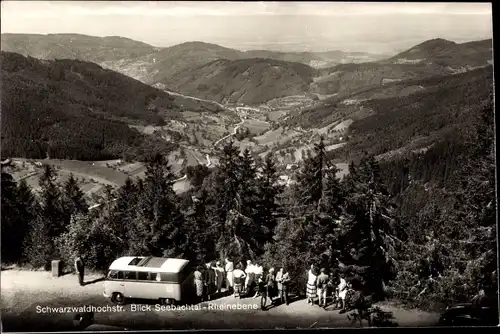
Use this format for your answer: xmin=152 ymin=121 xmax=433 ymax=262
xmin=0 ymin=33 xmax=158 ymax=63
xmin=1 ymin=34 xmax=387 ymax=93
xmin=383 ymin=38 xmax=493 ymax=67
xmin=160 ymin=58 xmax=316 ymax=105
xmin=314 ymin=38 xmax=493 ymax=96
xmin=0 ymin=51 xmax=186 ymax=161
xmin=243 ymin=49 xmax=387 ymax=68
xmin=100 ymin=40 xmax=386 ymax=85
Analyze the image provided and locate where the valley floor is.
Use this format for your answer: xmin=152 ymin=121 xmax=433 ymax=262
xmin=1 ymin=270 xmax=440 ymax=331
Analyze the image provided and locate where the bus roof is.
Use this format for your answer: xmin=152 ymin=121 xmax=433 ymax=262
xmin=108 ymin=256 xmax=189 ymax=273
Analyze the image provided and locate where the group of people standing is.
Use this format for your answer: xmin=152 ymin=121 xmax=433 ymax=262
xmin=193 ymin=260 xmax=226 ymax=302
xmin=306 ymin=264 xmax=351 ymax=310
xmin=192 ymin=259 xmax=352 ymax=311
xmin=193 ymin=258 xmax=292 ymax=310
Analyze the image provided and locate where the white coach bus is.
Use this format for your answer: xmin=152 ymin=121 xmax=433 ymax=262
xmin=103 ymin=256 xmax=195 ymax=305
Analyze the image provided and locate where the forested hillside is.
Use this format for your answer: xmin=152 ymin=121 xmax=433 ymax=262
xmin=336 ymin=65 xmax=493 ymax=160
xmin=378 ymin=98 xmax=496 ymax=310
xmin=1 ymin=51 xmax=179 ymax=160
xmin=161 ymin=58 xmax=315 ymax=105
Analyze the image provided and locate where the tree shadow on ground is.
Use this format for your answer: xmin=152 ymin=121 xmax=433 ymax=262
xmin=83 ymin=277 xmax=105 ymax=286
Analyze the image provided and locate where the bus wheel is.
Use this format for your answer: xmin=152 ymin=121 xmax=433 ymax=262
xmin=112 ymin=292 xmax=126 ymax=305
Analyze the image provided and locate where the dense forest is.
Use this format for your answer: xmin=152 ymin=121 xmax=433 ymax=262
xmin=162 ymin=57 xmax=315 ymax=105
xmin=2 ymin=95 xmax=495 ymax=321
xmin=0 ymin=51 xmax=180 ymax=161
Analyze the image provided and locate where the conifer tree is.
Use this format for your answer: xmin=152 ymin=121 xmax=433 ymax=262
xmin=184 ymin=188 xmax=215 ymax=262
xmin=1 ymin=172 xmax=20 ymax=263
xmin=339 ymin=156 xmax=398 ymax=301
xmin=255 ymin=153 xmax=283 ymax=243
xmin=129 ymin=153 xmax=185 ymax=257
xmin=210 ymin=141 xmax=261 ymax=261
xmin=61 ymin=173 xmax=88 ymax=226
xmin=14 ymin=179 xmax=38 ymax=262
xmin=38 ymin=164 xmax=65 ymax=238
xmin=108 ymin=177 xmax=140 ymax=255
xmin=295 ymin=137 xmax=327 ymax=207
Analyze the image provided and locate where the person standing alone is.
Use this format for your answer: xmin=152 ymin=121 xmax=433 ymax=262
xmin=280 ymin=267 xmax=291 ymax=305
xmin=316 ymin=268 xmax=329 ymax=308
xmin=214 ymin=261 xmax=225 ymax=294
xmin=225 ymin=258 xmax=234 ymax=294
xmin=306 ymin=264 xmax=318 ymax=305
xmin=74 ymin=255 xmax=85 ymax=286
xmin=204 ymin=262 xmax=217 ymax=301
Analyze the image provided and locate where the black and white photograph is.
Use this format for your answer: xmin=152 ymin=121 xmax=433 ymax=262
xmin=0 ymin=1 xmax=497 ymax=331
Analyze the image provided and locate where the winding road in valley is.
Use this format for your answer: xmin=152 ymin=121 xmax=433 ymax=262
xmin=161 ymin=88 xmax=227 ymax=110
xmin=171 ymin=101 xmax=248 ymax=183
xmin=213 ymin=114 xmax=245 ymax=147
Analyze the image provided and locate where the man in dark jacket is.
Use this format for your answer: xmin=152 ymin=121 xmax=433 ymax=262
xmin=74 ymin=255 xmax=85 ymax=286
xmin=204 ymin=262 xmax=217 ymax=301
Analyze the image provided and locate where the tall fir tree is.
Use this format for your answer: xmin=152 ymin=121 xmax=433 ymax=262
xmin=295 ymin=137 xmax=327 ymax=207
xmin=184 ymin=188 xmax=216 ymax=262
xmin=1 ymin=171 xmax=20 ymax=263
xmin=24 ymin=164 xmax=65 ymax=265
xmin=255 ymin=153 xmax=283 ymax=244
xmin=61 ymin=173 xmax=88 ymax=226
xmin=15 ymin=179 xmax=38 ymax=262
xmin=210 ymin=141 xmax=261 ymax=261
xmin=339 ymin=156 xmax=398 ymax=301
xmin=38 ymin=164 xmax=65 ymax=239
xmin=108 ymin=177 xmax=140 ymax=256
xmin=129 ymin=153 xmax=185 ymax=257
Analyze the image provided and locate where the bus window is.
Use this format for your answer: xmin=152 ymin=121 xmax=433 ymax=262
xmin=150 ymin=273 xmax=158 ymax=281
xmin=137 ymin=271 xmax=149 ymax=281
xmin=124 ymin=271 xmax=137 ymax=280
xmin=128 ymin=257 xmax=142 ymax=266
xmin=117 ymin=271 xmax=124 ymax=279
xmin=107 ymin=270 xmax=119 ymax=279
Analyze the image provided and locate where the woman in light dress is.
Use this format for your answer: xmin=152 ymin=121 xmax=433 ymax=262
xmin=253 ymin=263 xmax=264 ymax=298
xmin=245 ymin=260 xmax=256 ymax=297
xmin=194 ymin=265 xmax=205 ymax=303
xmin=214 ymin=261 xmax=225 ymax=294
xmin=306 ymin=264 xmax=318 ymax=305
xmin=225 ymin=258 xmax=234 ymax=293
xmin=337 ymin=276 xmax=348 ymax=310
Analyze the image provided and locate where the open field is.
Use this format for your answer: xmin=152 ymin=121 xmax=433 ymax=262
xmin=255 ymin=127 xmax=301 ymax=145
xmin=8 ymin=158 xmax=192 ymax=203
xmin=1 ymin=269 xmax=441 ymax=331
xmin=242 ymin=119 xmax=271 ymax=135
xmin=326 ymin=143 xmax=347 ymax=151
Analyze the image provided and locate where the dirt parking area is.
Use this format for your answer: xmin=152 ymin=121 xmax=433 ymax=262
xmin=1 ymin=270 xmax=440 ymax=331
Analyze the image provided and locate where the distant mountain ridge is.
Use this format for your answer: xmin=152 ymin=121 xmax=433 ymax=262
xmin=1 ymin=34 xmax=493 ymax=106
xmin=313 ymin=37 xmax=493 ymax=96
xmin=1 ymin=33 xmax=158 ymax=63
xmin=383 ymin=38 xmax=493 ymax=67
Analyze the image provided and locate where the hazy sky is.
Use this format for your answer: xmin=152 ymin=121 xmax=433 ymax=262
xmin=1 ymin=1 xmax=493 ymax=53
